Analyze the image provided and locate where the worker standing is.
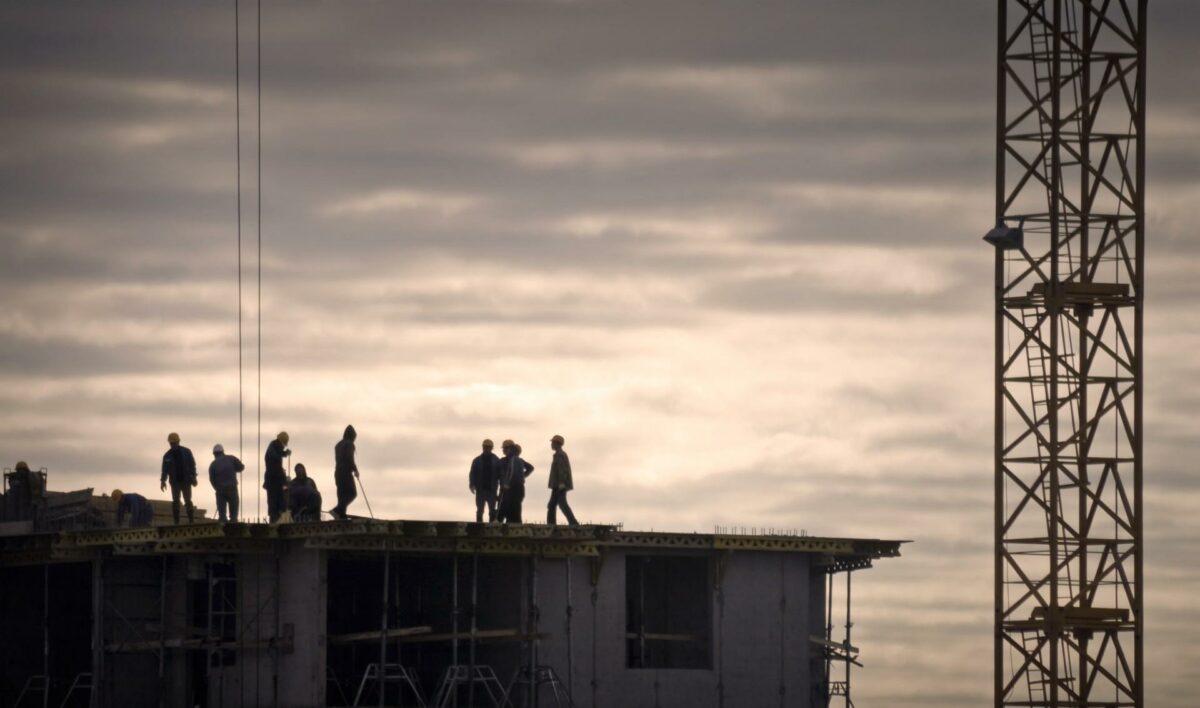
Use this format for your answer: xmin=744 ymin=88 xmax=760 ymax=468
xmin=497 ymin=442 xmax=533 ymax=524
xmin=112 ymin=489 xmax=153 ymax=528
xmin=208 ymin=444 xmax=244 ymax=523
xmin=469 ymin=439 xmax=500 ymax=522
xmin=264 ymin=432 xmax=291 ymax=523
xmin=287 ymin=463 xmax=322 ymax=521
xmin=160 ymin=432 xmax=197 ymax=525
xmin=546 ymin=435 xmax=579 ymax=526
xmin=331 ymin=425 xmax=359 ymax=520
xmin=6 ymin=461 xmax=47 ymax=525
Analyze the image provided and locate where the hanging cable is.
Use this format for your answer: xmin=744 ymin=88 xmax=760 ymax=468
xmin=236 ymin=0 xmax=244 ymax=507
xmin=256 ymin=0 xmax=263 ymax=523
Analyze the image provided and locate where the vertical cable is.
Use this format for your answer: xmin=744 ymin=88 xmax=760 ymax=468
xmin=255 ymin=0 xmax=263 ymax=522
xmin=235 ymin=0 xmax=244 ymax=507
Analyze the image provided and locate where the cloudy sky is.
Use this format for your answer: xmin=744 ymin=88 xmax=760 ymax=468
xmin=2 ymin=1 xmax=1197 ymax=704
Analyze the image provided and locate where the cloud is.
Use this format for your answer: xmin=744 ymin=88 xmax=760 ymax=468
xmin=3 ymin=2 xmax=1200 ymax=705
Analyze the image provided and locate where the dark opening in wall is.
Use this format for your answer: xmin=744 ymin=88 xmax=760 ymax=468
xmin=625 ymin=555 xmax=712 ymax=670
xmin=204 ymin=561 xmax=237 ymax=667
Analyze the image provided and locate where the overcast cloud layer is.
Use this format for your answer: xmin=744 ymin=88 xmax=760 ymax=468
xmin=2 ymin=1 xmax=1198 ymax=704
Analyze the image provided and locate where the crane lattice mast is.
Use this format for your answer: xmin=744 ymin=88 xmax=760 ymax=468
xmin=988 ymin=1 xmax=1145 ymax=707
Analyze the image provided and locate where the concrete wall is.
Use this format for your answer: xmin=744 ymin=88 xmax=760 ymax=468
xmin=68 ymin=542 xmax=827 ymax=707
xmin=208 ymin=544 xmax=326 ymax=707
xmin=530 ymin=549 xmax=819 ymax=708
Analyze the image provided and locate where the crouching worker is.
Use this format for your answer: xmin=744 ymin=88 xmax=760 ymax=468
xmin=112 ymin=489 xmax=153 ymax=528
xmin=208 ymin=444 xmax=244 ymax=522
xmin=288 ymin=464 xmax=322 ymax=521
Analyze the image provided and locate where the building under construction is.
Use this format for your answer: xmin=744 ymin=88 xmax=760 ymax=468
xmin=0 ymin=479 xmax=903 ymax=708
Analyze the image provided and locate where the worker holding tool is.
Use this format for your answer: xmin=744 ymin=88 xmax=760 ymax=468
xmin=469 ymin=439 xmax=500 ymax=522
xmin=208 ymin=443 xmax=244 ymax=523
xmin=331 ymin=424 xmax=360 ymax=520
xmin=264 ymin=431 xmax=291 ymax=523
xmin=160 ymin=432 xmax=197 ymax=524
xmin=546 ymin=434 xmax=579 ymax=526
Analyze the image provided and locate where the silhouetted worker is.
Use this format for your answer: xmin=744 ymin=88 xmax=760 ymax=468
xmin=208 ymin=444 xmax=244 ymax=523
xmin=546 ymin=435 xmax=579 ymax=526
xmin=112 ymin=489 xmax=153 ymax=528
xmin=6 ymin=461 xmax=47 ymax=523
xmin=469 ymin=439 xmax=500 ymax=522
xmin=498 ymin=442 xmax=533 ymax=524
xmin=288 ymin=463 xmax=322 ymax=521
xmin=160 ymin=432 xmax=197 ymax=524
xmin=332 ymin=425 xmax=359 ymax=520
xmin=264 ymin=431 xmax=291 ymax=523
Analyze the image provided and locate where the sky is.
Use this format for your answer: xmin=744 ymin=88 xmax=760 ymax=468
xmin=1 ymin=1 xmax=1198 ymax=705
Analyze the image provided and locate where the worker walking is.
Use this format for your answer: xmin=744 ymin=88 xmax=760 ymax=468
xmin=208 ymin=444 xmax=244 ymax=523
xmin=331 ymin=425 xmax=359 ymax=520
xmin=497 ymin=441 xmax=533 ymax=524
xmin=112 ymin=489 xmax=153 ymax=528
xmin=469 ymin=439 xmax=500 ymax=522
xmin=287 ymin=463 xmax=322 ymax=521
xmin=160 ymin=432 xmax=197 ymax=524
xmin=546 ymin=435 xmax=579 ymax=526
xmin=264 ymin=431 xmax=291 ymax=523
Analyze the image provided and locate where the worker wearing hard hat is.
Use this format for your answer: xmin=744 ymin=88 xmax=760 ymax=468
xmin=546 ymin=435 xmax=579 ymax=526
xmin=331 ymin=425 xmax=360 ymax=520
xmin=496 ymin=442 xmax=533 ymax=524
xmin=263 ymin=432 xmax=292 ymax=523
xmin=469 ymin=439 xmax=500 ymax=522
xmin=112 ymin=489 xmax=153 ymax=528
xmin=208 ymin=444 xmax=245 ymax=523
xmin=160 ymin=432 xmax=197 ymax=524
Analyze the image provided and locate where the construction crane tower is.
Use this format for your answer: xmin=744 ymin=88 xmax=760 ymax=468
xmin=987 ymin=1 xmax=1146 ymax=707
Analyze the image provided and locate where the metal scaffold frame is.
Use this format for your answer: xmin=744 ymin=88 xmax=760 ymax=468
xmin=990 ymin=1 xmax=1145 ymax=707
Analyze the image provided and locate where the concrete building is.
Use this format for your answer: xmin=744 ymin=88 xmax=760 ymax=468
xmin=0 ymin=520 xmax=902 ymax=707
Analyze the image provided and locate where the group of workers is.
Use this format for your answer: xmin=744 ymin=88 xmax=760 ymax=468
xmin=109 ymin=424 xmax=361 ymax=527
xmin=469 ymin=435 xmax=578 ymax=526
xmin=90 ymin=427 xmax=580 ymax=528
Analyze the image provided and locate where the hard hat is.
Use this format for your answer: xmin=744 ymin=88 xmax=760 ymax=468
xmin=111 ymin=489 xmax=124 ymax=503
xmin=15 ymin=460 xmax=30 ymax=472
xmin=213 ymin=444 xmax=224 ymax=454
xmin=501 ymin=439 xmax=514 ymax=449
xmin=168 ymin=432 xmax=181 ymax=444
xmin=278 ymin=431 xmax=289 ymax=445
xmin=550 ymin=435 xmax=565 ymax=445
xmin=482 ymin=439 xmax=494 ymax=448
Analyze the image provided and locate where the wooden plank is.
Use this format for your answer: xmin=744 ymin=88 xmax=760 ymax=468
xmin=327 ymin=625 xmax=432 ymax=644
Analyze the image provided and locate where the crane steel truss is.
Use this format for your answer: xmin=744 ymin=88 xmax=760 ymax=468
xmin=991 ymin=1 xmax=1145 ymax=707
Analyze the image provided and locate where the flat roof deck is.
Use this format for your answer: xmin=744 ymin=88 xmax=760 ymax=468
xmin=0 ymin=519 xmax=905 ymax=568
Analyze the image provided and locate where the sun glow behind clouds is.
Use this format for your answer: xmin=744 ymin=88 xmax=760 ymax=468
xmin=2 ymin=1 xmax=1199 ymax=705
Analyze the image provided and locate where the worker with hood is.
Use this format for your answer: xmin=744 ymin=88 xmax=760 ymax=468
xmin=264 ymin=431 xmax=291 ymax=523
xmin=469 ymin=439 xmax=500 ymax=522
xmin=546 ymin=435 xmax=579 ymax=526
xmin=497 ymin=442 xmax=533 ymax=524
xmin=160 ymin=432 xmax=197 ymax=524
xmin=287 ymin=463 xmax=322 ymax=521
xmin=208 ymin=443 xmax=244 ymax=522
xmin=113 ymin=489 xmax=154 ymax=528
xmin=331 ymin=425 xmax=359 ymax=520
